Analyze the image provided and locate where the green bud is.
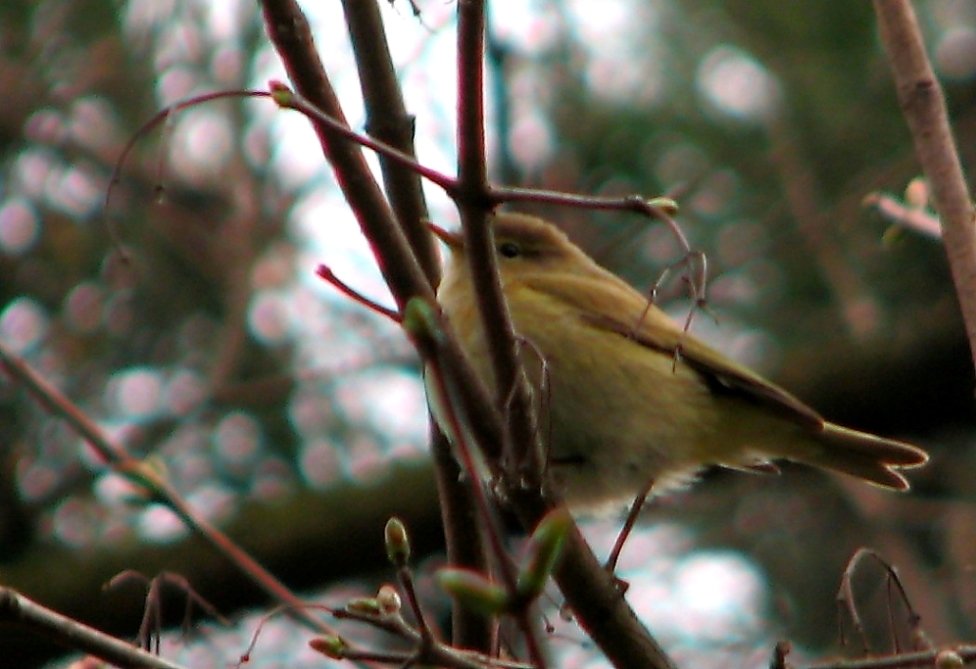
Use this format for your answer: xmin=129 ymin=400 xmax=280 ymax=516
xmin=401 ymin=297 xmax=446 ymax=348
xmin=516 ymin=508 xmax=571 ymax=601
xmin=309 ymin=634 xmax=346 ymax=659
xmin=268 ymin=80 xmax=294 ymax=107
xmin=384 ymin=517 xmax=410 ymax=566
xmin=436 ymin=568 xmax=509 ymax=617
xmin=645 ymin=196 xmax=679 ymax=214
xmin=345 ymin=597 xmax=381 ymax=615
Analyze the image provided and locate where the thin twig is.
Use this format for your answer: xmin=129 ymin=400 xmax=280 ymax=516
xmin=0 ymin=344 xmax=333 ymax=636
xmin=423 ymin=331 xmax=518 ymax=581
xmin=874 ymin=0 xmax=976 ymax=370
xmin=260 ymin=0 xmax=433 ymax=312
xmin=489 ymin=188 xmax=684 ymax=247
xmin=260 ymin=20 xmax=522 ymax=651
xmin=430 ymin=430 xmax=494 ymax=649
xmin=261 ymin=3 xmax=683 ymax=666
xmin=509 ymin=491 xmax=680 ymax=669
xmin=104 ymin=571 xmax=229 ymax=653
xmin=316 ymin=264 xmax=401 ymax=322
xmin=105 ymin=90 xmax=268 ymax=257
xmin=259 ymin=0 xmax=513 ymax=504
xmin=0 ymin=587 xmax=189 ymax=669
xmin=455 ymin=0 xmax=540 ymax=474
xmin=396 ymin=568 xmax=434 ymax=645
xmin=454 ymin=3 xmax=549 ymax=667
xmin=271 ymin=82 xmax=458 ymax=193
xmin=334 ymin=596 xmax=528 ymax=669
xmin=340 ymin=0 xmax=440 ymax=285
xmin=836 ymin=548 xmax=924 ymax=657
xmin=802 ymin=645 xmax=976 ymax=669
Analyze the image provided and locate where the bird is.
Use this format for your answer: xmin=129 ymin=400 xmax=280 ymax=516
xmin=430 ymin=212 xmax=929 ymax=512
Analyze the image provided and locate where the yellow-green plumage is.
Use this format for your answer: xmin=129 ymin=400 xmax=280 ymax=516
xmin=434 ymin=212 xmax=928 ymax=511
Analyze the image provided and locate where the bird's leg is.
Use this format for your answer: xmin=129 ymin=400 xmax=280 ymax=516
xmin=604 ymin=478 xmax=656 ymax=591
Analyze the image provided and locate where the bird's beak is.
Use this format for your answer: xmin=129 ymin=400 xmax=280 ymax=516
xmin=427 ymin=222 xmax=464 ymax=250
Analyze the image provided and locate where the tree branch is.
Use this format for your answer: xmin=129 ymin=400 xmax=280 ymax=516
xmin=259 ymin=0 xmax=431 ymax=309
xmin=0 ymin=587 xmax=189 ymax=669
xmin=0 ymin=344 xmax=332 ymax=636
xmin=874 ymin=0 xmax=976 ymax=371
xmin=340 ymin=0 xmax=440 ymax=285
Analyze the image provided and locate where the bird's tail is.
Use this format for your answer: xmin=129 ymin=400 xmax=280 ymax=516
xmin=799 ymin=423 xmax=929 ymax=490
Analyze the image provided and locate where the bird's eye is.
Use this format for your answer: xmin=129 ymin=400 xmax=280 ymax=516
xmin=499 ymin=242 xmax=521 ymax=258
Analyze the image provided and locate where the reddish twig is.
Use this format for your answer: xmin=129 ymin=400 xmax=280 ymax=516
xmin=0 ymin=344 xmax=333 ymax=636
xmin=104 ymin=89 xmax=269 ymax=255
xmin=260 ymin=0 xmax=433 ymax=313
xmin=316 ymin=264 xmax=401 ymax=322
xmin=270 ymin=82 xmax=457 ymax=194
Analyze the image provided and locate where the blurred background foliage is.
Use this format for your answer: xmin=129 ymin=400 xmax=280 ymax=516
xmin=0 ymin=0 xmax=974 ymax=667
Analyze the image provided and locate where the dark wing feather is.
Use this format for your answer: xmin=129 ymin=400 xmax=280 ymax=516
xmin=523 ymin=272 xmax=824 ymax=431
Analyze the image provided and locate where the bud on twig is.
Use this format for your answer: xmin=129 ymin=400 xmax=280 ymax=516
xmin=516 ymin=508 xmax=571 ymax=602
xmin=437 ymin=568 xmax=510 ymax=617
xmin=384 ymin=517 xmax=411 ymax=567
xmin=309 ymin=634 xmax=347 ymax=659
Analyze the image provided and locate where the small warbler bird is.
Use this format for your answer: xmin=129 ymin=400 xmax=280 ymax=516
xmin=431 ymin=212 xmax=928 ymax=512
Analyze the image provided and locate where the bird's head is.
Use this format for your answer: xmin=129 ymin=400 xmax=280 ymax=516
xmin=429 ymin=213 xmax=599 ymax=284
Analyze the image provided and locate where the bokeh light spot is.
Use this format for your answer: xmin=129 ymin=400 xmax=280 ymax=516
xmin=300 ymin=438 xmax=342 ymax=488
xmin=671 ymin=552 xmax=764 ymax=641
xmin=53 ymin=499 xmax=101 ymax=547
xmin=68 ymin=96 xmax=119 ymax=149
xmin=164 ymin=369 xmax=207 ymax=416
xmin=371 ymin=373 xmax=426 ymax=439
xmin=171 ymin=110 xmax=234 ymax=178
xmin=288 ymin=384 xmax=336 ymax=438
xmin=251 ymin=457 xmax=293 ymax=499
xmin=94 ymin=471 xmax=146 ymax=506
xmin=248 ymin=290 xmax=294 ymax=344
xmin=187 ymin=484 xmax=236 ymax=525
xmin=138 ymin=504 xmax=189 ymax=542
xmin=213 ymin=412 xmax=261 ymax=468
xmin=697 ymin=46 xmax=780 ymax=121
xmin=109 ymin=367 xmax=164 ymax=420
xmin=17 ymin=459 xmax=60 ymax=501
xmin=509 ymin=111 xmax=554 ymax=171
xmin=52 ymin=166 xmax=103 ymax=217
xmin=64 ymin=281 xmax=106 ymax=333
xmin=0 ymin=199 xmax=40 ymax=255
xmin=936 ymin=27 xmax=976 ymax=81
xmin=0 ymin=297 xmax=49 ymax=354
xmin=14 ymin=149 xmax=57 ymax=200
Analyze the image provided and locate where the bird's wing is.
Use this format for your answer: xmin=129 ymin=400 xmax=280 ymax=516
xmin=521 ymin=272 xmax=824 ymax=430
